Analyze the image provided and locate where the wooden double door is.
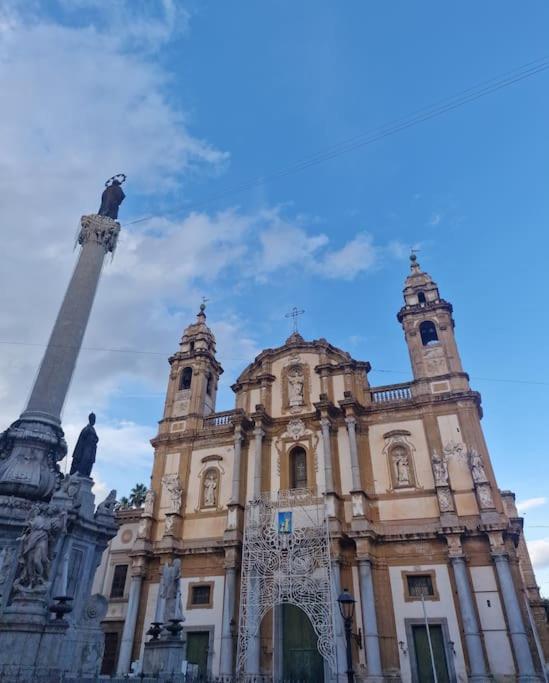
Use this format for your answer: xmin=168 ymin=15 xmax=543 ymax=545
xmin=280 ymin=604 xmax=325 ymax=682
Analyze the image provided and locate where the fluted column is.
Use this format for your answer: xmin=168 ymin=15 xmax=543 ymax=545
xmin=358 ymin=559 xmax=382 ymax=677
xmin=252 ymin=426 xmax=264 ymax=499
xmin=450 ymin=556 xmax=488 ymax=680
xmin=345 ymin=416 xmax=361 ymax=490
xmin=116 ymin=571 xmax=143 ymax=674
xmin=230 ymin=426 xmax=243 ymax=504
xmin=493 ymin=554 xmax=537 ymax=678
xmin=220 ymin=566 xmax=236 ymax=675
xmin=320 ymin=417 xmax=334 ymax=492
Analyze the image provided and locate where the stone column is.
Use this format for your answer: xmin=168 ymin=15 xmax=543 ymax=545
xmin=245 ymin=575 xmax=261 ymax=675
xmin=450 ymin=557 xmax=488 ymax=680
xmin=345 ymin=416 xmax=361 ymax=491
xmin=493 ymin=554 xmax=537 ymax=678
xmin=320 ymin=417 xmax=335 ymax=492
xmin=252 ymin=426 xmax=264 ymax=499
xmin=219 ymin=566 xmax=236 ymax=676
xmin=358 ymin=559 xmax=382 ymax=677
xmin=117 ymin=571 xmax=143 ymax=674
xmin=230 ymin=426 xmax=243 ymax=504
xmin=331 ymin=558 xmax=350 ymax=678
xmin=24 ymin=215 xmax=120 ymax=423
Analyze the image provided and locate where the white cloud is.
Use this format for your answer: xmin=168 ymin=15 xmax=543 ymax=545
xmin=517 ymin=497 xmax=547 ymax=513
xmin=0 ymin=6 xmax=408 ymax=498
xmin=319 ymin=232 xmax=377 ymax=280
xmin=428 ymin=213 xmax=442 ymax=227
xmin=528 ymin=538 xmax=549 ymax=571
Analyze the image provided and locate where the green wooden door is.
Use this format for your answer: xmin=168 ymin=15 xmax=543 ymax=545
xmin=282 ymin=604 xmax=324 ymax=682
xmin=186 ymin=631 xmax=209 ymax=677
xmin=412 ymin=624 xmax=450 ymax=683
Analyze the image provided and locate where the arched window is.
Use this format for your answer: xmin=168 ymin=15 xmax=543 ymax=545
xmin=179 ymin=367 xmax=193 ymax=391
xmin=417 ymin=291 xmax=426 ymax=304
xmin=206 ymin=372 xmax=214 ymax=396
xmin=189 ymin=341 xmax=195 ymax=352
xmin=290 ymin=447 xmax=307 ymax=490
xmin=419 ymin=320 xmax=438 ymax=346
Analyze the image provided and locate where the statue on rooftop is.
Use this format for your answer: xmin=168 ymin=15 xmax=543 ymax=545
xmin=70 ymin=413 xmax=98 ymax=477
xmin=98 ymin=174 xmax=126 ymax=220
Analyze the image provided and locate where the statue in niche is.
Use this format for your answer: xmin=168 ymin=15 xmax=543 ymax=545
xmin=98 ymin=175 xmax=126 ymax=220
xmin=468 ymin=448 xmax=487 ymax=483
xmin=431 ymin=451 xmax=449 ymax=486
xmin=392 ymin=446 xmax=411 ymax=486
xmin=13 ymin=504 xmax=67 ymax=594
xmin=143 ymin=489 xmax=155 ymax=516
xmin=287 ymin=366 xmax=305 ymax=407
xmin=159 ymin=559 xmax=182 ymax=621
xmin=203 ymin=470 xmax=218 ymax=508
xmin=70 ymin=413 xmax=98 ymax=477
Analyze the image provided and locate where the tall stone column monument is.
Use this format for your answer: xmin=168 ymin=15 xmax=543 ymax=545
xmin=0 ymin=176 xmax=125 ymax=681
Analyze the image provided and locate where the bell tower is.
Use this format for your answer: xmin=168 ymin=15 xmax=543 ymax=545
xmin=397 ymin=254 xmax=468 ymax=391
xmin=162 ymin=303 xmax=223 ymax=427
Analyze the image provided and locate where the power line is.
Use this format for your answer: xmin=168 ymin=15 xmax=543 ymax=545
xmin=1 ymin=339 xmax=549 ymax=387
xmin=124 ymin=55 xmax=549 ymax=228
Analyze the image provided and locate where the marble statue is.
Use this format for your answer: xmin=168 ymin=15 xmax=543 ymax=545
xmin=96 ymin=490 xmax=117 ymax=516
xmin=288 ymin=367 xmax=304 ymax=406
xmin=98 ymin=178 xmax=125 ymax=220
xmin=70 ymin=413 xmax=98 ymax=477
xmin=393 ymin=447 xmax=411 ymax=485
xmin=165 ymin=476 xmax=183 ymax=515
xmin=432 ymin=451 xmax=449 ymax=486
xmin=159 ymin=559 xmax=182 ymax=622
xmin=143 ymin=489 xmax=155 ymax=516
xmin=469 ymin=448 xmax=487 ymax=483
xmin=203 ymin=471 xmax=217 ymax=507
xmin=13 ymin=504 xmax=67 ymax=594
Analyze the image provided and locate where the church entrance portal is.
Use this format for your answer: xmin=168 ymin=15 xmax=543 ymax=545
xmin=281 ymin=604 xmax=324 ymax=682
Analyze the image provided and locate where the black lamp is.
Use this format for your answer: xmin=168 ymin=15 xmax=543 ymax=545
xmin=337 ymin=589 xmax=356 ymax=683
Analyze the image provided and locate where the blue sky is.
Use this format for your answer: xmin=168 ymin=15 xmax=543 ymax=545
xmin=1 ymin=2 xmax=548 ymax=590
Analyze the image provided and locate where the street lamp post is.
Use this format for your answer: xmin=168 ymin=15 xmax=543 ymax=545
xmin=337 ymin=588 xmax=356 ymax=683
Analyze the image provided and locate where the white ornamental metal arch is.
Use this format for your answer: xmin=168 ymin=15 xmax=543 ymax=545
xmin=236 ymin=489 xmax=337 ymax=678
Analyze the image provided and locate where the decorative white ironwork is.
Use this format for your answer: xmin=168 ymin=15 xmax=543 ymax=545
xmin=236 ymin=488 xmax=337 ymax=678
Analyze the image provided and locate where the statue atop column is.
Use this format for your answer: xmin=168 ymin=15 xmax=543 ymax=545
xmin=70 ymin=413 xmax=98 ymax=477
xmin=98 ymin=174 xmax=126 ymax=220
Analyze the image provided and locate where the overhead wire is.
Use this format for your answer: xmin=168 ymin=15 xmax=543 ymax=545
xmin=124 ymin=55 xmax=549 ymax=227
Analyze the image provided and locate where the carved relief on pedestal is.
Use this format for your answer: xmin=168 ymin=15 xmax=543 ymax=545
xmin=476 ymin=483 xmax=494 ymax=509
xmin=423 ymin=344 xmax=448 ymax=375
xmin=382 ymin=430 xmax=417 ymax=490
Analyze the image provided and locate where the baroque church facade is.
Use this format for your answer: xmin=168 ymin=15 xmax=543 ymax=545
xmin=94 ymin=255 xmax=549 ymax=681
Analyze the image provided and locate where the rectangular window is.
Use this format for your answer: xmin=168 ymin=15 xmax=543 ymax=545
xmin=407 ymin=574 xmax=434 ymax=598
xmin=191 ymin=585 xmax=211 ymax=606
xmin=110 ymin=564 xmax=128 ymax=598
